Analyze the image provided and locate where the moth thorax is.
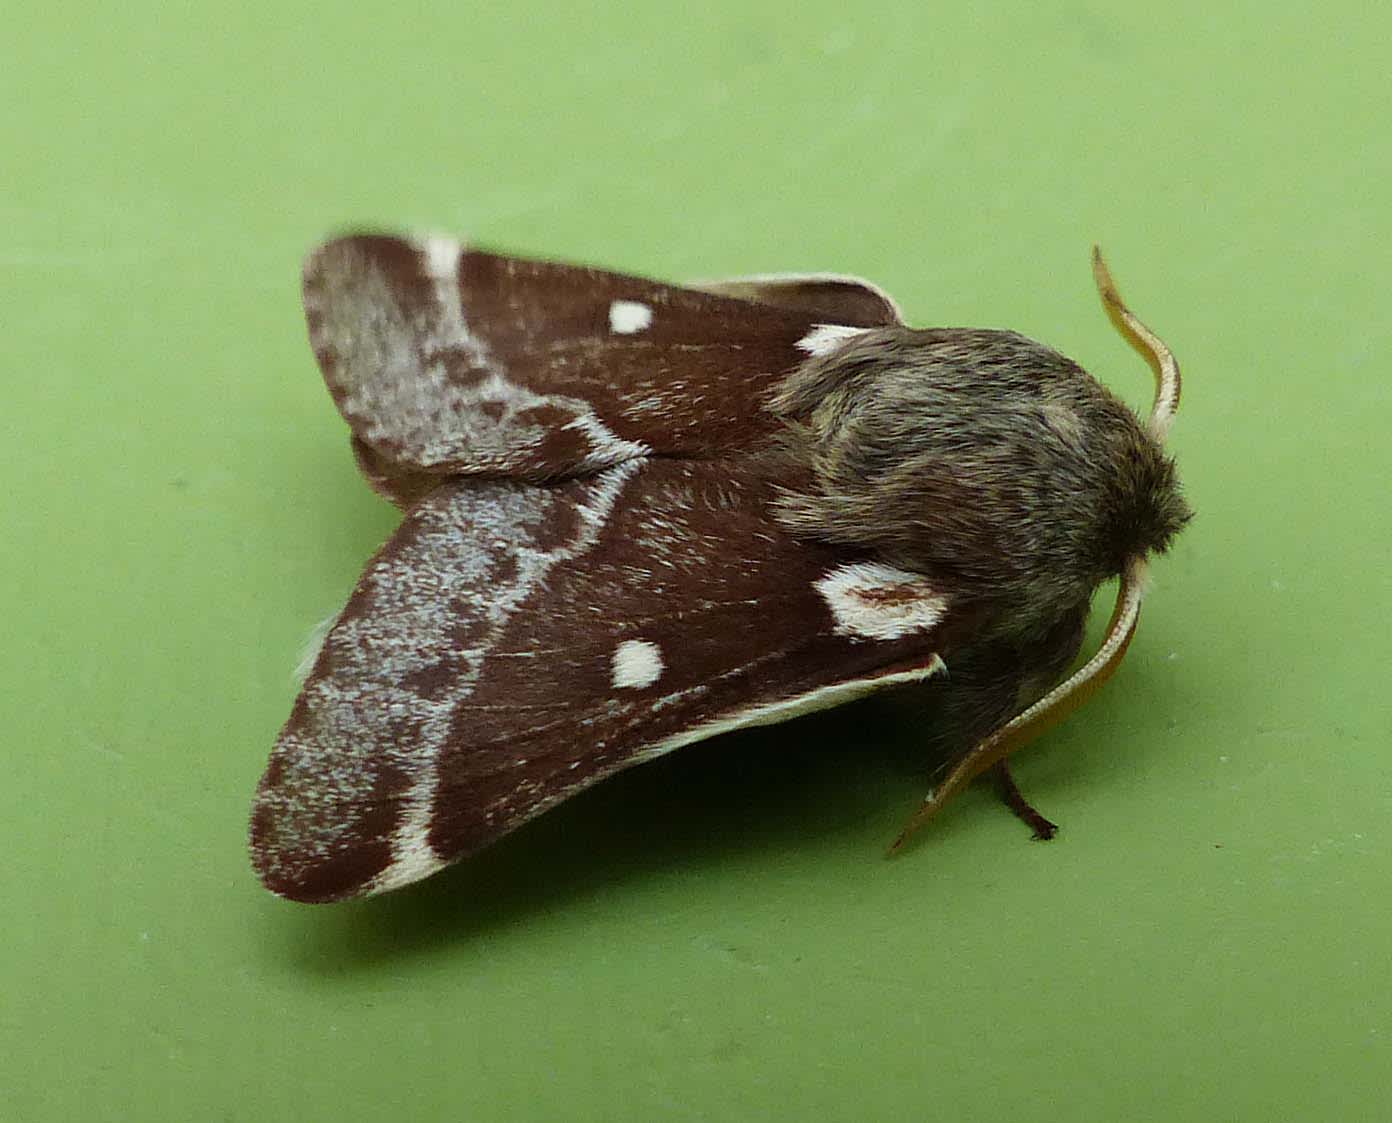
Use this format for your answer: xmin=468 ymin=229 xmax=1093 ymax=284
xmin=769 ymin=326 xmax=1190 ymax=612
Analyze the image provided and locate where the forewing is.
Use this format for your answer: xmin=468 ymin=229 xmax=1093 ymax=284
xmin=251 ymin=458 xmax=959 ymax=902
xmin=303 ymin=235 xmax=877 ymax=499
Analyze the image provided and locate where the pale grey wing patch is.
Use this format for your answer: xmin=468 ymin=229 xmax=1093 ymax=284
xmin=252 ymin=457 xmax=958 ymax=903
xmin=303 ymin=234 xmax=651 ymax=480
xmin=250 ymin=461 xmax=642 ymax=902
xmin=689 ymin=272 xmax=904 ymax=327
xmin=302 ymin=235 xmax=852 ymax=493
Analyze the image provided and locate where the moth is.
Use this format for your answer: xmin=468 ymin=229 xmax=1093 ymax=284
xmin=250 ymin=234 xmax=1189 ymax=903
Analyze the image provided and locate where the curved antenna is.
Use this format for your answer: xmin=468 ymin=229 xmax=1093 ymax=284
xmin=1091 ymin=247 xmax=1181 ymax=442
xmin=890 ymin=250 xmax=1181 ymax=852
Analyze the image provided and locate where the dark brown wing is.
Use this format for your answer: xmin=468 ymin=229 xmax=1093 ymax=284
xmin=250 ymin=457 xmax=960 ymax=903
xmin=690 ymin=271 xmax=903 ymax=326
xmin=301 ymin=235 xmax=897 ymax=502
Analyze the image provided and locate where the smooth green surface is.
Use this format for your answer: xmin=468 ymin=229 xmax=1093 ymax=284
xmin=6 ymin=3 xmax=1389 ymax=1120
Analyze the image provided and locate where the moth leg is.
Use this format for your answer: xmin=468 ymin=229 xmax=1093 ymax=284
xmin=990 ymin=761 xmax=1058 ymax=841
xmin=887 ymin=604 xmax=1088 ymax=855
xmin=891 ymin=560 xmax=1147 ymax=853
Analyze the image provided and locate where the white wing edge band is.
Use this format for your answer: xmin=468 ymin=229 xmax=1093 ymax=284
xmin=632 ymin=657 xmax=945 ymax=766
xmin=687 ymin=271 xmax=905 ymax=325
xmin=366 ymin=658 xmax=945 ymax=896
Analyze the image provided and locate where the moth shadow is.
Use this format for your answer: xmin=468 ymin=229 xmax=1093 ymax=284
xmin=278 ymin=687 xmax=954 ymax=972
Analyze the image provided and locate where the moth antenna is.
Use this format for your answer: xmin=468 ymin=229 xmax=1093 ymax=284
xmin=1090 ymin=247 xmax=1181 ymax=442
xmin=888 ymin=556 xmax=1149 ymax=853
xmin=889 ymin=254 xmax=1177 ymax=851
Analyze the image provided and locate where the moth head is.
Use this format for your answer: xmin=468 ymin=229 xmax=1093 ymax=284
xmin=993 ymin=248 xmax=1189 ymax=750
xmin=1093 ymin=408 xmax=1190 ymax=580
xmin=889 ymin=250 xmax=1192 ymax=848
xmin=1090 ymin=247 xmax=1191 ymax=571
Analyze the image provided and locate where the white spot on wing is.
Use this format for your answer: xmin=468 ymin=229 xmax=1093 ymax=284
xmin=796 ymin=323 xmax=870 ymax=357
xmin=609 ymin=299 xmax=653 ymax=334
xmin=611 ymin=639 xmax=664 ymax=690
xmin=816 ymin=562 xmax=949 ymax=641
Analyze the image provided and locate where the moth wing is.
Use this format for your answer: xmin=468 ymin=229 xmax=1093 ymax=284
xmin=689 ymin=272 xmax=903 ymax=327
xmin=303 ymin=235 xmax=884 ymax=501
xmin=251 ymin=458 xmax=955 ymax=903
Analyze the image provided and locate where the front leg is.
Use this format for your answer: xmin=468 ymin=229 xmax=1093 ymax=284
xmin=990 ymin=760 xmax=1059 ymax=840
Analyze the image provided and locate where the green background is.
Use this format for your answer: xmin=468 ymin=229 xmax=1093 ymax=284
xmin=6 ymin=2 xmax=1389 ymax=1119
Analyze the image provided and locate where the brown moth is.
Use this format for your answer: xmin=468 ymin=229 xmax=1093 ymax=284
xmin=250 ymin=235 xmax=1189 ymax=903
